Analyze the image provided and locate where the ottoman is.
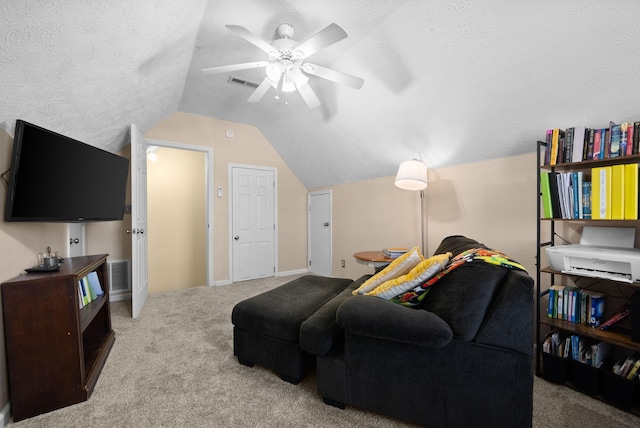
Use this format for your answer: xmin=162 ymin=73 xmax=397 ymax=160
xmin=231 ymin=275 xmax=353 ymax=384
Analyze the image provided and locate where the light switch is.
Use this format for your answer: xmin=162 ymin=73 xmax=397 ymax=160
xmin=217 ymin=186 xmax=223 ymax=197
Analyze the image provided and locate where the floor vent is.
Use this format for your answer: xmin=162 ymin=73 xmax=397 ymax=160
xmin=107 ymin=259 xmax=131 ymax=301
xmin=228 ymin=75 xmax=260 ymax=89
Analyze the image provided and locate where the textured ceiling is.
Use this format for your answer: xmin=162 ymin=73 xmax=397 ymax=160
xmin=2 ymin=1 xmax=640 ymax=188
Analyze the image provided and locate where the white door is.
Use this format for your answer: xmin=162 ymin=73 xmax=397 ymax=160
xmin=130 ymin=124 xmax=149 ymax=318
xmin=66 ymin=223 xmax=85 ymax=257
xmin=231 ymin=166 xmax=275 ymax=282
xmin=309 ymin=191 xmax=332 ymax=276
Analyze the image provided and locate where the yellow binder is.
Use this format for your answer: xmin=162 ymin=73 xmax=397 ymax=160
xmin=624 ymin=163 xmax=639 ymax=220
xmin=591 ymin=166 xmax=612 ymax=219
xmin=611 ymin=164 xmax=625 ymax=220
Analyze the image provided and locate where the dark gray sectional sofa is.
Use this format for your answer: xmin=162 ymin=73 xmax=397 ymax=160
xmin=233 ymin=235 xmax=534 ymax=427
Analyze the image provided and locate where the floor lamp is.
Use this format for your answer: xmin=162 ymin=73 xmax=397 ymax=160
xmin=394 ymin=159 xmax=428 ymax=255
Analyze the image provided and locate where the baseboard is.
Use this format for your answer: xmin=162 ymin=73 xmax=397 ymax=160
xmin=212 ymin=270 xmax=308 ymax=286
xmin=276 ymin=269 xmax=309 ymax=277
xmin=0 ymin=401 xmax=11 ymax=426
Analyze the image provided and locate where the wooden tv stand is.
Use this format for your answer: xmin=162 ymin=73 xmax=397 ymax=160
xmin=1 ymin=254 xmax=115 ymax=421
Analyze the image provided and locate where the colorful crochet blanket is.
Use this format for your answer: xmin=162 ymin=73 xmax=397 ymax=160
xmin=390 ymin=247 xmax=527 ymax=307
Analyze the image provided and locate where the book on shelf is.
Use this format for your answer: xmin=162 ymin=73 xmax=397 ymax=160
xmin=548 ymin=285 xmax=564 ymax=319
xmin=589 ymin=292 xmax=606 ymax=328
xmin=613 ymin=354 xmax=640 ymax=380
xmin=586 ymin=128 xmax=595 ymax=160
xmin=543 ymin=129 xmax=552 ymax=165
xmin=83 ymin=276 xmax=97 ymax=301
xmin=542 ymin=330 xmax=567 ymax=357
xmin=548 ymin=172 xmax=562 ymax=219
xmin=599 ymin=303 xmax=631 ymax=331
xmin=86 ymin=271 xmax=105 ymax=297
xmin=564 ymin=127 xmax=574 ymax=164
xmin=550 ymin=128 xmax=565 ymax=165
xmin=582 ymin=181 xmax=592 ymax=219
xmin=609 ymin=122 xmax=621 ymax=158
xmin=634 ymin=122 xmax=640 ymax=154
xmin=626 ymin=359 xmax=640 ymax=380
xmin=626 ymin=122 xmax=635 ymax=156
xmin=593 ymin=129 xmax=602 ymax=160
xmin=540 ymin=172 xmax=553 ymax=219
xmin=571 ymin=125 xmax=587 ymax=163
xmin=78 ymin=279 xmax=90 ymax=306
xmin=621 ymin=122 xmax=630 ymax=156
xmin=382 ymin=248 xmax=408 ymax=259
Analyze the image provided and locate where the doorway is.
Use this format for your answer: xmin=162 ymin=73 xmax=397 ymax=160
xmin=146 ymin=140 xmax=214 ymax=292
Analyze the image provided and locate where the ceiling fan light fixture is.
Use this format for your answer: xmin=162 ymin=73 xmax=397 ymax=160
xmin=281 ymin=77 xmax=296 ymax=93
xmin=266 ymin=64 xmax=282 ymax=84
xmin=203 ymin=22 xmax=362 ymax=108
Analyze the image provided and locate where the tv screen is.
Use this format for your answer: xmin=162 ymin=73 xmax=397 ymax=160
xmin=5 ymin=120 xmax=129 ymax=222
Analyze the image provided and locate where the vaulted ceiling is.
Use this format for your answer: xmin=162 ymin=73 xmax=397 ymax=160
xmin=2 ymin=1 xmax=640 ymax=188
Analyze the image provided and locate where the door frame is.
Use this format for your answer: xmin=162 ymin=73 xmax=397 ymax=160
xmin=308 ymin=190 xmax=333 ymax=276
xmin=228 ymin=163 xmax=278 ymax=283
xmin=146 ymin=139 xmax=214 ymax=286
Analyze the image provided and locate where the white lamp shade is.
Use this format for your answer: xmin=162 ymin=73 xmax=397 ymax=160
xmin=394 ymin=160 xmax=428 ymax=191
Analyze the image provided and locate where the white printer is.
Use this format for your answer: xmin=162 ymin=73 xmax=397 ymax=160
xmin=545 ymin=227 xmax=640 ymax=284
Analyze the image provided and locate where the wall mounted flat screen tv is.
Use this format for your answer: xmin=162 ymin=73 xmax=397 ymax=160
xmin=5 ymin=120 xmax=129 ymax=222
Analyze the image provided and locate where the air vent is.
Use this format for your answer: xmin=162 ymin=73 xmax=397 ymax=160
xmin=228 ymin=76 xmax=260 ymax=89
xmin=107 ymin=259 xmax=131 ymax=302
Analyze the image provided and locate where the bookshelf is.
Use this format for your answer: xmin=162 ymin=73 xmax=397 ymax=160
xmin=536 ymin=138 xmax=640 ymax=414
xmin=1 ymin=254 xmax=114 ymax=421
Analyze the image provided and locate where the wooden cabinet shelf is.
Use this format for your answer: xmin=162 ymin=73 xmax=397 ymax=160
xmin=1 ymin=254 xmax=114 ymax=422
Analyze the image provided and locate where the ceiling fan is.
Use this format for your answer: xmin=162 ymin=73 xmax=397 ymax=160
xmin=202 ymin=23 xmax=364 ymax=109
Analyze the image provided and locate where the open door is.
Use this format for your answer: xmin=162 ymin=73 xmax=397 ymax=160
xmin=129 ymin=124 xmax=148 ymax=318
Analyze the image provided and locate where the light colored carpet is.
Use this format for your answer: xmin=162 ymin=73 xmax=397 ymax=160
xmin=6 ymin=274 xmax=640 ymax=427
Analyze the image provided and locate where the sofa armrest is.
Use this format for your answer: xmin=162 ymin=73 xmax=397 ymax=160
xmin=336 ymin=296 xmax=453 ymax=348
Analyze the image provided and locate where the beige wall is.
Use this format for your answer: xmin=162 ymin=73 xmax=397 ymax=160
xmin=143 ymin=111 xmax=309 ymax=281
xmin=147 ymin=147 xmax=206 ymax=292
xmin=426 ymin=152 xmax=537 ymax=275
xmin=317 ymin=152 xmax=538 ymax=280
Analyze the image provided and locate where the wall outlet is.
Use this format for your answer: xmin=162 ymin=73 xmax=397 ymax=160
xmin=341 ymin=259 xmax=345 ymax=268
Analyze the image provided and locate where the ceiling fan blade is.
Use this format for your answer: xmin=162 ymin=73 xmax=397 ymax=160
xmin=226 ymin=25 xmax=275 ymax=54
xmin=296 ymin=82 xmax=321 ymax=109
xmin=303 ymin=63 xmax=364 ymax=89
xmin=202 ymin=61 xmax=269 ymax=75
xmin=295 ymin=23 xmax=348 ymax=58
xmin=247 ymin=78 xmax=273 ymax=103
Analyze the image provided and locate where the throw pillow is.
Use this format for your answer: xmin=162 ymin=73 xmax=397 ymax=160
xmin=365 ymin=252 xmax=451 ymax=300
xmin=352 ymin=246 xmax=423 ymax=295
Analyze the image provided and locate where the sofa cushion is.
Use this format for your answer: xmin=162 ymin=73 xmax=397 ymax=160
xmin=300 ymin=275 xmax=370 ymax=356
xmin=336 ymin=296 xmax=453 ymax=348
xmin=421 ymin=256 xmax=508 ymax=341
xmin=231 ymin=275 xmax=353 ymax=341
xmin=365 ymin=252 xmax=451 ymax=300
xmin=352 ymin=247 xmax=423 ymax=295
